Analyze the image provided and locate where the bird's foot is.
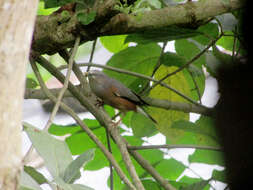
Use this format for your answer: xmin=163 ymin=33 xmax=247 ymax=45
xmin=95 ymin=98 xmax=104 ymax=107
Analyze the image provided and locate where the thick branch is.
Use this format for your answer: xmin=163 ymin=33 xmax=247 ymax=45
xmin=33 ymin=54 xmax=145 ymax=190
xmin=128 ymin=144 xmax=222 ymax=151
xmin=32 ymin=0 xmax=243 ymax=54
xmin=24 ymin=87 xmax=213 ymax=116
xmin=30 ymin=60 xmax=136 ymax=190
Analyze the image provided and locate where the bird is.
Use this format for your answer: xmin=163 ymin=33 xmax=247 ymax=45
xmin=85 ymin=70 xmax=157 ymax=124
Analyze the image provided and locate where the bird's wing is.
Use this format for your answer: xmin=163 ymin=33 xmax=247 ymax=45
xmin=110 ymin=78 xmax=143 ymax=104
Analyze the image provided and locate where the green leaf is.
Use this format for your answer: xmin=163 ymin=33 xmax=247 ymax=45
xmin=125 ymin=26 xmax=201 ymax=44
xmin=130 ymin=112 xmax=157 ymax=137
xmin=43 ymin=0 xmax=74 ymax=8
xmin=177 ymin=176 xmax=210 ymax=190
xmin=37 ymin=1 xmax=58 ymax=15
xmin=213 ymin=45 xmax=233 ymax=64
xmin=155 ymin=158 xmax=185 ymax=180
xmin=147 ymin=64 xmax=190 ymax=143
xmin=216 ymin=32 xmax=237 ymax=51
xmin=24 ymin=166 xmax=48 ymax=185
xmin=66 ymin=127 xmax=105 ymax=155
xmin=142 ymin=179 xmax=161 ymax=190
xmin=77 ymin=11 xmax=96 ymax=25
xmin=192 ymin=23 xmax=219 ymax=45
xmin=170 ymin=116 xmax=220 ymax=146
xmin=171 ymin=120 xmax=219 ymax=145
xmin=189 ymin=149 xmax=225 ymax=166
xmin=100 ymin=35 xmax=129 ymax=53
xmin=138 ymin=149 xmax=164 ymax=169
xmin=175 ymin=39 xmax=205 ymax=68
xmin=48 ymin=119 xmax=101 ymax=136
xmin=26 ymin=78 xmax=38 ymax=89
xmin=54 ymin=177 xmax=94 ymax=190
xmin=160 ymin=52 xmax=205 ymax=101
xmin=104 ymin=44 xmax=161 ymax=93
xmin=19 ymin=170 xmax=43 ymax=190
xmin=212 ymin=169 xmax=227 ymax=183
xmin=24 ymin=122 xmax=73 ymax=178
xmin=63 ymin=149 xmax=95 ymax=183
xmin=180 ymin=179 xmax=210 ymax=190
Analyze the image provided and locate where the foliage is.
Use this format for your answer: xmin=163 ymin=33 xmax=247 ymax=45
xmin=22 ymin=1 xmax=244 ymax=190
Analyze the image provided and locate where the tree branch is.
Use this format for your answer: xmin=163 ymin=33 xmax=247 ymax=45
xmin=24 ymin=87 xmax=213 ymax=116
xmin=129 ymin=150 xmax=176 ymax=190
xmin=30 ymin=59 xmax=136 ymax=190
xmin=127 ymin=144 xmax=222 ymax=151
xmin=32 ymin=0 xmax=243 ymax=55
xmin=44 ymin=36 xmax=80 ymax=131
xmin=33 ymin=54 xmax=145 ymax=190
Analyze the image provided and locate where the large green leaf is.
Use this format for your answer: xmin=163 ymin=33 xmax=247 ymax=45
xmin=37 ymin=1 xmax=58 ymax=15
xmin=155 ymin=158 xmax=185 ymax=180
xmin=130 ymin=112 xmax=157 ymax=137
xmin=24 ymin=166 xmax=48 ymax=185
xmin=216 ymin=31 xmax=240 ymax=52
xmin=179 ymin=179 xmax=210 ymax=190
xmin=170 ymin=118 xmax=220 ymax=146
xmin=100 ymin=35 xmax=129 ymax=53
xmin=65 ymin=127 xmax=122 ymax=171
xmin=19 ymin=171 xmax=43 ymax=190
xmin=175 ymin=39 xmax=205 ymax=68
xmin=213 ymin=45 xmax=233 ymax=64
xmin=147 ymin=64 xmax=190 ymax=143
xmin=49 ymin=119 xmax=101 ymax=136
xmin=192 ymin=23 xmax=219 ymax=45
xmin=24 ymin=122 xmax=73 ymax=178
xmin=189 ymin=149 xmax=225 ymax=166
xmin=161 ymin=52 xmax=205 ymax=101
xmin=212 ymin=169 xmax=227 ymax=183
xmin=104 ymin=44 xmax=161 ymax=93
xmin=54 ymin=177 xmax=94 ymax=190
xmin=142 ymin=179 xmax=162 ymax=190
xmin=63 ymin=149 xmax=95 ymax=183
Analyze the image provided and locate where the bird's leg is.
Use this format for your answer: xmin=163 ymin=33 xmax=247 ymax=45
xmin=112 ymin=111 xmax=125 ymax=127
xmin=95 ymin=97 xmax=104 ymax=107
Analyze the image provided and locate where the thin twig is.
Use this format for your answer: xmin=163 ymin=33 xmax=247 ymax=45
xmin=124 ymin=140 xmax=176 ymax=190
xmin=140 ymin=41 xmax=168 ymax=95
xmin=23 ymin=38 xmax=79 ymax=164
xmin=30 ymin=60 xmax=137 ymax=190
xmin=58 ymin=49 xmax=89 ymax=95
xmin=127 ymin=144 xmax=222 ymax=151
xmin=44 ymin=36 xmax=80 ymax=131
xmin=106 ymin=128 xmax=114 ymax=190
xmin=186 ymin=67 xmax=202 ymax=104
xmin=87 ymin=38 xmax=97 ymax=72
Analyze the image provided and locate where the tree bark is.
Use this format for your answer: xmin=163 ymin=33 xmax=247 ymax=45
xmin=32 ymin=0 xmax=243 ymax=55
xmin=0 ymin=0 xmax=38 ymax=189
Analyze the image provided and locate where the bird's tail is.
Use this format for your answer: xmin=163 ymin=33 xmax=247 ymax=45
xmin=136 ymin=106 xmax=157 ymax=124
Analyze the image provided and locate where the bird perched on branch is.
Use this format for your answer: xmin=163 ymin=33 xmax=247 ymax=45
xmin=85 ymin=70 xmax=156 ymax=124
